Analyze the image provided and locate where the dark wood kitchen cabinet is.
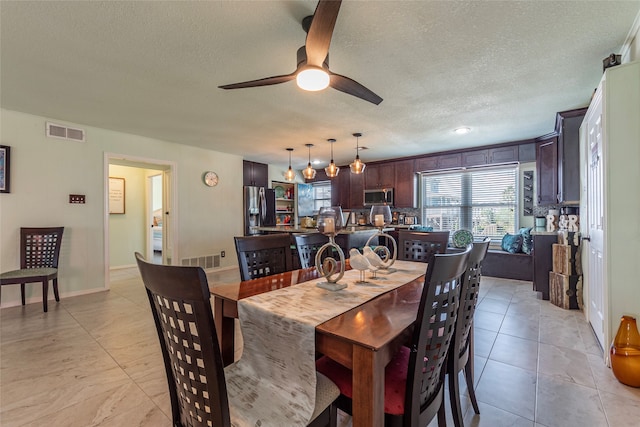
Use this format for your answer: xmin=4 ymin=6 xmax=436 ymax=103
xmin=415 ymin=153 xmax=462 ymax=172
xmin=394 ymin=159 xmax=416 ymax=208
xmin=536 ymin=108 xmax=587 ymax=205
xmin=243 ymin=160 xmax=268 ymax=188
xmin=536 ymin=136 xmax=558 ymax=205
xmin=462 ymin=145 xmax=519 ymax=167
xmin=365 ymin=163 xmax=395 ymax=189
xmin=331 ymin=170 xmax=365 ymax=209
xmin=557 ymin=109 xmax=587 ymax=204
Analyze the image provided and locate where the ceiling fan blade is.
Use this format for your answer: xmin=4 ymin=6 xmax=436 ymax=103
xmin=329 ymin=73 xmax=383 ymax=105
xmin=305 ymin=0 xmax=342 ymax=67
xmin=219 ymin=72 xmax=296 ymax=90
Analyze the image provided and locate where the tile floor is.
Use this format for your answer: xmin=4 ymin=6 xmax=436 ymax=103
xmin=2 ymin=269 xmax=640 ymax=427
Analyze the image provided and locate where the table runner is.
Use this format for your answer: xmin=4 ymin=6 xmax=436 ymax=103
xmin=223 ymin=260 xmax=426 ymax=426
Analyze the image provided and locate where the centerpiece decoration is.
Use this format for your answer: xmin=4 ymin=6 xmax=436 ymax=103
xmin=365 ymin=205 xmax=397 ymax=273
xmin=315 ymin=206 xmax=347 ymax=291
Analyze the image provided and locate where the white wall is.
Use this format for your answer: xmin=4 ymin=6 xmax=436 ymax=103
xmin=108 ymin=164 xmax=150 ymax=267
xmin=0 ymin=108 xmax=244 ymax=308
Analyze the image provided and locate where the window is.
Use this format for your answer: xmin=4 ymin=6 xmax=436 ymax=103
xmin=420 ymin=166 xmax=518 ymax=239
xmin=312 ymin=181 xmax=332 ymax=213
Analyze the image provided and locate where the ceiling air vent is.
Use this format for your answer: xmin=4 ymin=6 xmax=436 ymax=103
xmin=46 ymin=122 xmax=86 ymax=142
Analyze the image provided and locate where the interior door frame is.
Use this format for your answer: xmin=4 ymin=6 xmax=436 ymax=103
xmin=104 ymin=152 xmax=178 ymax=287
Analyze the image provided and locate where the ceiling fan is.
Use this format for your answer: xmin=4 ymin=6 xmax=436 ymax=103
xmin=218 ymin=0 xmax=382 ymax=105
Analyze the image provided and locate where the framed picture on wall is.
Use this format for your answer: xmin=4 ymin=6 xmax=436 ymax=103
xmin=108 ymin=177 xmax=125 ymax=214
xmin=0 ymin=145 xmax=10 ymax=193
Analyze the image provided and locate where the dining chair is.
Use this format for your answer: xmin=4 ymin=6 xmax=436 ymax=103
xmin=316 ymin=246 xmax=471 ymax=427
xmin=135 ymin=252 xmax=339 ymax=427
xmin=398 ymin=230 xmax=450 ymax=262
xmin=0 ymin=227 xmax=64 ymax=312
xmin=293 ymin=233 xmax=333 ymax=269
xmin=234 ymin=234 xmax=294 ymax=281
xmin=448 ymin=237 xmax=490 ymax=427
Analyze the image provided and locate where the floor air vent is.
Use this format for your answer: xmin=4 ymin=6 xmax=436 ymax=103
xmin=181 ymin=254 xmax=221 ymax=269
xmin=46 ymin=122 xmax=86 ymax=142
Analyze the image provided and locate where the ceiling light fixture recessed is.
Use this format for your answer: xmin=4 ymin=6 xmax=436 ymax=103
xmin=454 ymin=127 xmax=471 ymax=135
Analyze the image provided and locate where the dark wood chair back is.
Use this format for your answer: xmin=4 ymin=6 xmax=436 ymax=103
xmin=293 ymin=233 xmax=333 ymax=269
xmin=135 ymin=252 xmax=231 ymax=427
xmin=234 ymin=234 xmax=293 ymax=281
xmin=397 ymin=246 xmax=470 ymax=427
xmin=0 ymin=227 xmax=65 ymax=312
xmin=448 ymin=237 xmax=491 ymax=426
xmin=398 ymin=230 xmax=450 ymax=262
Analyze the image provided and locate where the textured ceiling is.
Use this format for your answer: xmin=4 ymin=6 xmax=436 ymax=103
xmin=1 ymin=1 xmax=639 ymax=169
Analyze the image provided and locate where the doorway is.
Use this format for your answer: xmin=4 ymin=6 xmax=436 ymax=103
xmin=104 ymin=153 xmax=177 ymax=286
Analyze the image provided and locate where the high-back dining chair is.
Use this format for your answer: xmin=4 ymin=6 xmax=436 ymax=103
xmin=316 ymin=246 xmax=470 ymax=427
xmin=398 ymin=230 xmax=450 ymax=262
xmin=448 ymin=238 xmax=490 ymax=427
xmin=135 ymin=252 xmax=339 ymax=427
xmin=234 ymin=234 xmax=293 ymax=281
xmin=0 ymin=227 xmax=64 ymax=312
xmin=293 ymin=233 xmax=332 ymax=269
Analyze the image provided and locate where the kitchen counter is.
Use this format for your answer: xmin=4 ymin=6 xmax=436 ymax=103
xmin=256 ymin=226 xmax=394 ymax=234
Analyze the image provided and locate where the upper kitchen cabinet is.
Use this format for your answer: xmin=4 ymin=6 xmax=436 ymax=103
xmin=535 ymin=108 xmax=587 ymax=205
xmin=415 ymin=153 xmax=462 ymax=172
xmin=461 ymin=145 xmax=519 ymax=167
xmin=394 ymin=159 xmax=416 ymax=208
xmin=365 ymin=163 xmax=395 ymax=188
xmin=536 ymin=135 xmax=558 ymax=205
xmin=331 ymin=170 xmax=364 ymax=209
xmin=243 ymin=160 xmax=268 ymax=188
xmin=557 ymin=108 xmax=587 ymax=204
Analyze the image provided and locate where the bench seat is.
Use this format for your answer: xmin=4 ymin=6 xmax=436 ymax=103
xmin=481 ymin=249 xmax=533 ymax=281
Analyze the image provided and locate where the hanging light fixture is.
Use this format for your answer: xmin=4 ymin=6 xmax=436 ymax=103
xmin=349 ymin=132 xmax=366 ymax=174
xmin=303 ymin=143 xmax=317 ymax=180
xmin=284 ymin=148 xmax=296 ymax=182
xmin=324 ymin=138 xmax=340 ymax=178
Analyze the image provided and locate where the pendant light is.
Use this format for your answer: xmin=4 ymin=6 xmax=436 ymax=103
xmin=324 ymin=138 xmax=340 ymax=178
xmin=349 ymin=132 xmax=366 ymax=174
xmin=284 ymin=148 xmax=296 ymax=182
xmin=302 ymin=144 xmax=317 ymax=180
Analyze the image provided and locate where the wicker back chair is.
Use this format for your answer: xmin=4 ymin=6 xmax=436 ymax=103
xmin=448 ymin=237 xmax=491 ymax=427
xmin=0 ymin=227 xmax=64 ymax=312
xmin=234 ymin=234 xmax=293 ymax=281
xmin=398 ymin=230 xmax=450 ymax=262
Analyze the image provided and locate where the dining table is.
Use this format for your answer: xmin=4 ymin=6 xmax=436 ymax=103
xmin=209 ymin=260 xmax=428 ymax=427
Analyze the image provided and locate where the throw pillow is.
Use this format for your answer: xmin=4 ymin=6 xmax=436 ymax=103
xmin=501 ymin=233 xmax=523 ymax=254
xmin=519 ymin=227 xmax=533 ymax=255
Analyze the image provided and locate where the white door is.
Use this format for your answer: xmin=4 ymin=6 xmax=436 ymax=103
xmin=584 ymin=91 xmax=606 ymax=349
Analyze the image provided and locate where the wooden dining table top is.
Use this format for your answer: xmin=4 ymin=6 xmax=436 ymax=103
xmin=208 ymin=261 xmax=427 ymax=351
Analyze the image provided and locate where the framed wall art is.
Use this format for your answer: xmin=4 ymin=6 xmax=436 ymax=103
xmin=0 ymin=145 xmax=10 ymax=193
xmin=108 ymin=177 xmax=125 ymax=214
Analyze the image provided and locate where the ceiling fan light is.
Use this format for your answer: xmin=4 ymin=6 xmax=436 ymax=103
xmin=296 ymin=67 xmax=330 ymax=91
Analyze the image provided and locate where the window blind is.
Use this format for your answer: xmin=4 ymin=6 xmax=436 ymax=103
xmin=420 ymin=166 xmax=518 ymax=239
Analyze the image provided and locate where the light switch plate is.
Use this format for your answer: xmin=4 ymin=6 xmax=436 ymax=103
xmin=69 ymin=194 xmax=86 ymax=204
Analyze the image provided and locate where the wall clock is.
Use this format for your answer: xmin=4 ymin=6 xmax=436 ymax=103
xmin=203 ymin=171 xmax=219 ymax=187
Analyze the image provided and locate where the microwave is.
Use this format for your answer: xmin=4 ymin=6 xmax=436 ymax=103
xmin=364 ymin=188 xmax=394 ymax=206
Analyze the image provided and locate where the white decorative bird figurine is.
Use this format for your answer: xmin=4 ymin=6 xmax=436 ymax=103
xmin=363 ymin=246 xmax=384 ymax=268
xmin=350 ymin=248 xmax=377 ymax=282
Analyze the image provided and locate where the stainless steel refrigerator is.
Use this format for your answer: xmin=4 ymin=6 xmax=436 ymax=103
xmin=243 ymin=186 xmax=276 ymax=235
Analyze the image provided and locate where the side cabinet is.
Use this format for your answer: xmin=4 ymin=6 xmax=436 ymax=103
xmin=557 ymin=109 xmax=587 ymax=204
xmin=532 ymin=234 xmax=557 ymax=300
